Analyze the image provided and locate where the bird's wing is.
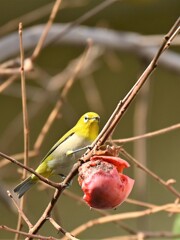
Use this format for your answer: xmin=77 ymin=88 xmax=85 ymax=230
xmin=41 ymin=129 xmax=75 ymax=163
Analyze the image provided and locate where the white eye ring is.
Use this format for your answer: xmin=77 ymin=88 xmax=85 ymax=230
xmin=84 ymin=116 xmax=89 ymax=123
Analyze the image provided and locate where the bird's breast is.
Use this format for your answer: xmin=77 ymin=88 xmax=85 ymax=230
xmin=47 ymin=134 xmax=91 ymax=176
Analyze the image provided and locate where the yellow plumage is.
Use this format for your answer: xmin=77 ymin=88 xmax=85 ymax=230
xmin=14 ymin=112 xmax=100 ymax=198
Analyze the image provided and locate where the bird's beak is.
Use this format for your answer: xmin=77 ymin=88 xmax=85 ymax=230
xmin=93 ymin=116 xmax=100 ymax=122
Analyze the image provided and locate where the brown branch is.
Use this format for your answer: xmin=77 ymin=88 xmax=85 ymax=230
xmin=0 ymin=151 xmax=61 ymax=189
xmin=61 ymin=190 xmax=137 ymax=240
xmin=104 ymin=232 xmax=180 ymax=240
xmin=7 ymin=191 xmax=33 ymax=229
xmin=1 ymin=24 xmax=180 ymax=73
xmin=0 ymin=1 xmax=87 ymax=37
xmin=69 ymin=203 xmax=180 ymax=237
xmin=0 ymin=75 xmax=18 ymax=92
xmin=31 ymin=0 xmax=62 ymax=60
xmin=26 ymin=189 xmax=62 ymax=239
xmin=0 ymin=59 xmax=33 ymax=75
xmin=126 ymin=198 xmax=180 ymax=213
xmin=0 ymin=150 xmax=37 ymax=168
xmin=0 ymin=225 xmax=58 ymax=240
xmin=113 ymin=122 xmax=180 ymax=144
xmin=0 ymin=2 xmax=54 ymax=37
xmin=44 ymin=0 xmax=119 ymax=48
xmin=121 ymin=148 xmax=180 ymax=199
xmin=19 ymin=22 xmax=29 ymax=179
xmin=15 ymin=22 xmax=30 ymax=240
xmin=48 ymin=217 xmax=79 ymax=240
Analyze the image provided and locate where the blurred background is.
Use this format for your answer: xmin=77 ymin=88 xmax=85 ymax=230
xmin=0 ymin=0 xmax=180 ymax=239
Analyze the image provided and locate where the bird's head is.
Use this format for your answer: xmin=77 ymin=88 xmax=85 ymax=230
xmin=76 ymin=112 xmax=100 ymax=141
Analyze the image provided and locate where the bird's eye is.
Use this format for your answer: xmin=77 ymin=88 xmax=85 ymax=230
xmin=84 ymin=116 xmax=89 ymax=123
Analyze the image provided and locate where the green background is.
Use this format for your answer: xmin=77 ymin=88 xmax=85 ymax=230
xmin=0 ymin=0 xmax=180 ymax=239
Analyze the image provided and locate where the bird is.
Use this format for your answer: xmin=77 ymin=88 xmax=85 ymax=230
xmin=14 ymin=112 xmax=100 ymax=198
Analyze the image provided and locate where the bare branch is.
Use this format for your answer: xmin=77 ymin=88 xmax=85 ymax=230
xmin=0 ymin=75 xmax=18 ymax=92
xmin=0 ymin=24 xmax=180 ymax=73
xmin=0 ymin=151 xmax=61 ymax=189
xmin=121 ymin=149 xmax=180 ymax=198
xmin=31 ymin=0 xmax=62 ymax=60
xmin=15 ymin=22 xmax=30 ymax=240
xmin=0 ymin=225 xmax=58 ymax=240
xmin=113 ymin=122 xmax=180 ymax=143
xmin=49 ymin=217 xmax=79 ymax=240
xmin=0 ymin=150 xmax=37 ymax=168
xmin=7 ymin=191 xmax=33 ymax=229
xmin=69 ymin=203 xmax=180 ymax=237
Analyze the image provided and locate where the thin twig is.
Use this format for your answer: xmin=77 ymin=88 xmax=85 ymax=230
xmin=0 ymin=75 xmax=18 ymax=92
xmin=0 ymin=151 xmax=61 ymax=189
xmin=0 ymin=150 xmax=37 ymax=168
xmin=31 ymin=0 xmax=62 ymax=60
xmin=7 ymin=191 xmax=33 ymax=229
xmin=1 ymin=25 xmax=180 ymax=73
xmin=26 ymin=189 xmax=62 ymax=239
xmin=126 ymin=198 xmax=180 ymax=213
xmin=62 ymin=190 xmax=137 ymax=239
xmin=0 ymin=225 xmax=58 ymax=240
xmin=19 ymin=22 xmax=29 ymax=176
xmin=0 ymin=2 xmax=54 ymax=37
xmin=121 ymin=148 xmax=180 ymax=199
xmin=69 ymin=203 xmax=180 ymax=237
xmin=103 ymin=232 xmax=180 ymax=240
xmin=48 ymin=217 xmax=79 ymax=240
xmin=15 ymin=22 xmax=30 ymax=240
xmin=0 ymin=1 xmax=87 ymax=37
xmin=113 ymin=122 xmax=180 ymax=143
xmin=43 ymin=0 xmax=118 ymax=48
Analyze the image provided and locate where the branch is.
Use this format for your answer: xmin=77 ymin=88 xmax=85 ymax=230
xmin=0 ymin=225 xmax=58 ymax=240
xmin=112 ymin=122 xmax=180 ymax=143
xmin=121 ymin=149 xmax=180 ymax=198
xmin=0 ymin=151 xmax=61 ymax=189
xmin=31 ymin=0 xmax=62 ymax=60
xmin=69 ymin=203 xmax=180 ymax=237
xmin=0 ymin=24 xmax=180 ymax=73
xmin=7 ymin=191 xmax=33 ymax=229
xmin=48 ymin=217 xmax=79 ymax=240
xmin=104 ymin=232 xmax=180 ymax=239
xmin=63 ymin=190 xmax=137 ymax=236
xmin=26 ymin=189 xmax=62 ymax=239
xmin=0 ymin=150 xmax=37 ymax=168
xmin=15 ymin=22 xmax=30 ymax=240
xmin=0 ymin=75 xmax=18 ymax=92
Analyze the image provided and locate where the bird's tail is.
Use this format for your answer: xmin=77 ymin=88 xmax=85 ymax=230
xmin=14 ymin=176 xmax=37 ymax=198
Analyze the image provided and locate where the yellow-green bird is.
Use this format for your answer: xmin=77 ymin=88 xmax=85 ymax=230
xmin=14 ymin=112 xmax=100 ymax=198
